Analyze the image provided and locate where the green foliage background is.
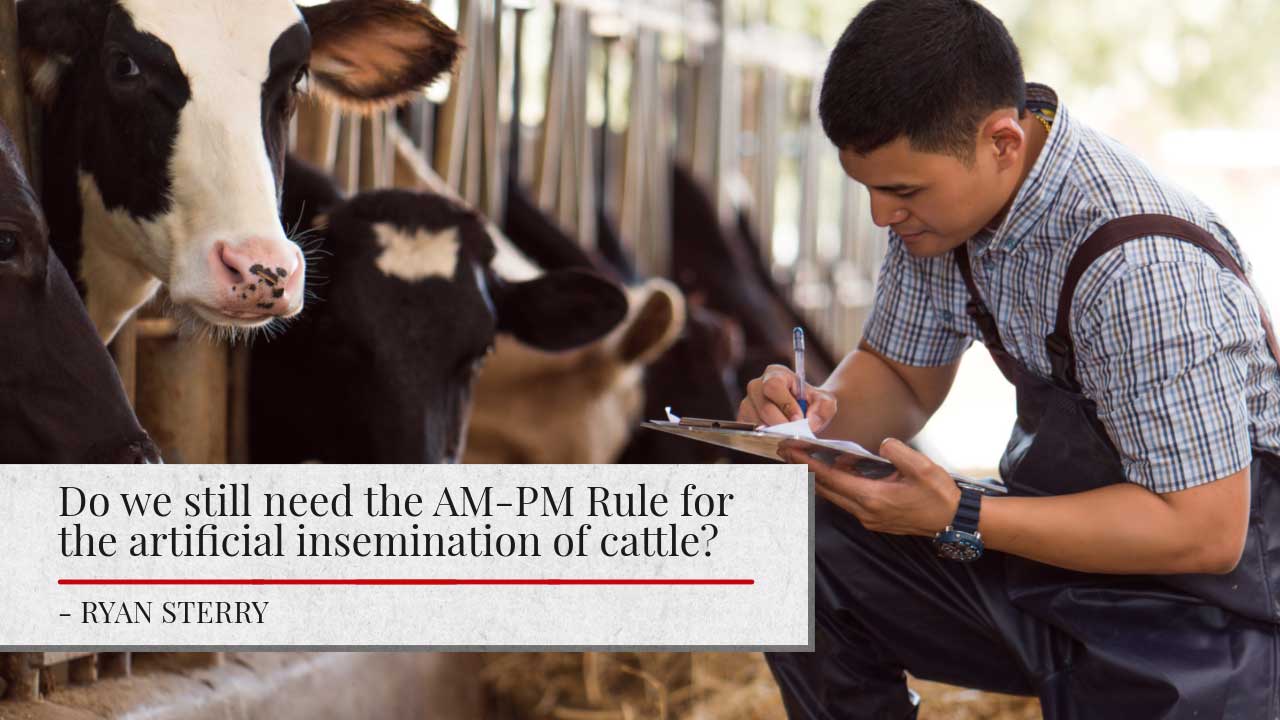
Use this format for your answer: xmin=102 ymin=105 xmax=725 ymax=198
xmin=732 ymin=0 xmax=1280 ymax=128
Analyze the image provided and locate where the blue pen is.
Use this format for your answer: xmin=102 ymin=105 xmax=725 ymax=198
xmin=793 ymin=327 xmax=807 ymax=417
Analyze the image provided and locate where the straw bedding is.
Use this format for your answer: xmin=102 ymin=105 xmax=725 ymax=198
xmin=479 ymin=652 xmax=1042 ymax=719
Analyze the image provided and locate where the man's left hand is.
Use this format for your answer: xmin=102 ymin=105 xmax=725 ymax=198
xmin=780 ymin=438 xmax=962 ymax=537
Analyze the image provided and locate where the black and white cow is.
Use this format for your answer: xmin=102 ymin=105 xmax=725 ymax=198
xmin=0 ymin=117 xmax=159 ymax=462
xmin=17 ymin=0 xmax=460 ymax=342
xmin=248 ymin=157 xmax=629 ymax=463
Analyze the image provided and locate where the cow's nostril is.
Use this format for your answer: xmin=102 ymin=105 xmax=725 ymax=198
xmin=218 ymin=243 xmax=246 ymax=284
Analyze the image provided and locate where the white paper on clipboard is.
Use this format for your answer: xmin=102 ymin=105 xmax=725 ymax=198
xmin=642 ymin=408 xmax=1007 ymax=496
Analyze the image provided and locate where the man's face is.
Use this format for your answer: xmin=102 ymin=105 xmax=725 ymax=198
xmin=840 ymin=136 xmax=1012 ymax=258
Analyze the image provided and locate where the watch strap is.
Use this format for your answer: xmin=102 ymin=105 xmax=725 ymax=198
xmin=953 ymin=487 xmax=981 ymax=534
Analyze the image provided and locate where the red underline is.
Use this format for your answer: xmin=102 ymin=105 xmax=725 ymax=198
xmin=58 ymin=578 xmax=755 ymax=586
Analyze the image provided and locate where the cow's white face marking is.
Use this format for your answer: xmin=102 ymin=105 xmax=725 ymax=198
xmin=123 ymin=0 xmax=301 ymax=278
xmin=78 ymin=172 xmax=166 ymax=341
xmin=28 ymin=53 xmax=68 ymax=105
xmin=488 ymin=223 xmax=544 ymax=282
xmin=373 ymin=224 xmax=461 ymax=282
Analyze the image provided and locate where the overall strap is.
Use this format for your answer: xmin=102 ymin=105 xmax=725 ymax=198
xmin=953 ymin=245 xmax=1017 ymax=383
xmin=1048 ymin=214 xmax=1280 ymax=389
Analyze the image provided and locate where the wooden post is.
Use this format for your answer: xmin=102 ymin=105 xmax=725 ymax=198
xmin=754 ymin=66 xmax=783 ymax=271
xmin=436 ymin=0 xmax=473 ymax=188
xmin=534 ymin=7 xmax=564 ymax=209
xmin=792 ymin=77 xmax=827 ymax=335
xmin=68 ymin=655 xmax=97 ymax=685
xmin=621 ymin=28 xmax=670 ymax=276
xmin=0 ymin=653 xmax=39 ymax=702
xmin=534 ymin=5 xmax=593 ymax=248
xmin=479 ymin=0 xmax=503 ymax=221
xmin=333 ymin=114 xmax=362 ymax=194
xmin=294 ymin=100 xmax=342 ymax=175
xmin=133 ymin=302 xmax=228 ymax=464
xmin=135 ymin=337 xmax=229 ymax=464
xmin=227 ymin=344 xmax=251 ymax=464
xmin=358 ymin=110 xmax=385 ymax=191
xmin=97 ymin=652 xmax=131 ymax=679
xmin=0 ymin=0 xmax=33 ymax=172
xmin=152 ymin=652 xmax=224 ymax=670
xmin=110 ymin=318 xmax=139 ymax=406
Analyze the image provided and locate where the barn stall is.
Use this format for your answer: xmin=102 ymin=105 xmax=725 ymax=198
xmin=0 ymin=0 xmax=1036 ymax=717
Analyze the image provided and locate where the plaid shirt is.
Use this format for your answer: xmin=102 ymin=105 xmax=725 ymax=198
xmin=862 ymin=83 xmax=1280 ymax=494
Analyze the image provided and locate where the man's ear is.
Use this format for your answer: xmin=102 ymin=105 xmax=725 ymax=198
xmin=983 ymin=111 xmax=1025 ymax=170
xmin=299 ymin=0 xmax=461 ymax=112
xmin=17 ymin=0 xmax=95 ymax=106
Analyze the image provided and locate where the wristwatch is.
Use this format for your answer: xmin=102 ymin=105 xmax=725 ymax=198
xmin=933 ymin=487 xmax=983 ymax=562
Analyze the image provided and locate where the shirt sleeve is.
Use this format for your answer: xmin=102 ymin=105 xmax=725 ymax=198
xmin=1074 ymin=249 xmax=1260 ymax=493
xmin=860 ymin=235 xmax=972 ymax=367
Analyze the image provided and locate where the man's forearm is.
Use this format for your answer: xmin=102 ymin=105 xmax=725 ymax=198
xmin=819 ymin=346 xmax=951 ymax=450
xmin=980 ymin=471 xmax=1249 ymax=575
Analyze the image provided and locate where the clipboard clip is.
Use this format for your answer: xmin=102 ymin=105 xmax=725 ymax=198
xmin=665 ymin=407 xmax=758 ymax=431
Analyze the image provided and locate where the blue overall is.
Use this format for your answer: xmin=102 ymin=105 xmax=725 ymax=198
xmin=766 ymin=215 xmax=1280 ymax=719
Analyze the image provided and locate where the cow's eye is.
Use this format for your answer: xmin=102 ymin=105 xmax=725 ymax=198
xmin=292 ymin=66 xmax=310 ymax=94
xmin=0 ymin=231 xmax=18 ymax=261
xmin=113 ymin=53 xmax=141 ymax=81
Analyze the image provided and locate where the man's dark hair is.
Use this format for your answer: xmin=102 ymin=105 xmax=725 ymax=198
xmin=819 ymin=0 xmax=1026 ymax=158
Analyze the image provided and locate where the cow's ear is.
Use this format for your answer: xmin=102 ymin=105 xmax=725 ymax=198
xmin=17 ymin=0 xmax=94 ymax=105
xmin=614 ymin=279 xmax=686 ymax=366
xmin=492 ymin=269 xmax=628 ymax=352
xmin=299 ymin=0 xmax=460 ymax=112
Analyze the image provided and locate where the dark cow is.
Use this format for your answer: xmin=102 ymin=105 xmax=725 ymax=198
xmin=614 ymin=300 xmax=744 ymax=464
xmin=248 ymin=157 xmax=628 ymax=463
xmin=18 ymin=0 xmax=460 ymax=342
xmin=670 ymin=165 xmax=838 ymax=387
xmin=0 ymin=119 xmax=158 ymax=462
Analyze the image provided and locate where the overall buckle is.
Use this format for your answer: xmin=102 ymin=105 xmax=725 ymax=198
xmin=1044 ymin=333 xmax=1078 ymax=388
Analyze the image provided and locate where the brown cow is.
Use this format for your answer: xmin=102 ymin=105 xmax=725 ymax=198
xmin=0 ymin=119 xmax=158 ymax=462
xmin=458 ymin=186 xmax=693 ymax=465
xmin=463 ymin=278 xmax=686 ymax=465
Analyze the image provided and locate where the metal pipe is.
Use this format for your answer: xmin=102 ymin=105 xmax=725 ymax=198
xmin=507 ymin=1 xmax=532 ymax=187
xmin=597 ymin=35 xmax=613 ymax=213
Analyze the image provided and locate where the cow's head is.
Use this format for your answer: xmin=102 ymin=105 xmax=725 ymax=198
xmin=248 ymin=157 xmax=629 ymax=463
xmin=0 ymin=119 xmax=159 ymax=462
xmin=17 ymin=0 xmax=460 ymax=342
xmin=467 ymin=183 xmax=690 ymax=464
xmin=464 ymin=279 xmax=687 ymax=464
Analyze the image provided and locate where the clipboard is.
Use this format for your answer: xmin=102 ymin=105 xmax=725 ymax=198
xmin=642 ymin=409 xmax=1007 ymax=496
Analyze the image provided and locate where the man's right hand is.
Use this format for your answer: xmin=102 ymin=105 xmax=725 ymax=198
xmin=738 ymin=364 xmax=838 ymax=433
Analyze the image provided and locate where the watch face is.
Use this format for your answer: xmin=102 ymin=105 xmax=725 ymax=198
xmin=934 ymin=530 xmax=983 ymax=562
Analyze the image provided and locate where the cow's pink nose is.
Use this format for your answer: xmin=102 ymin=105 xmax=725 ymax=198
xmin=209 ymin=239 xmax=304 ymax=318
